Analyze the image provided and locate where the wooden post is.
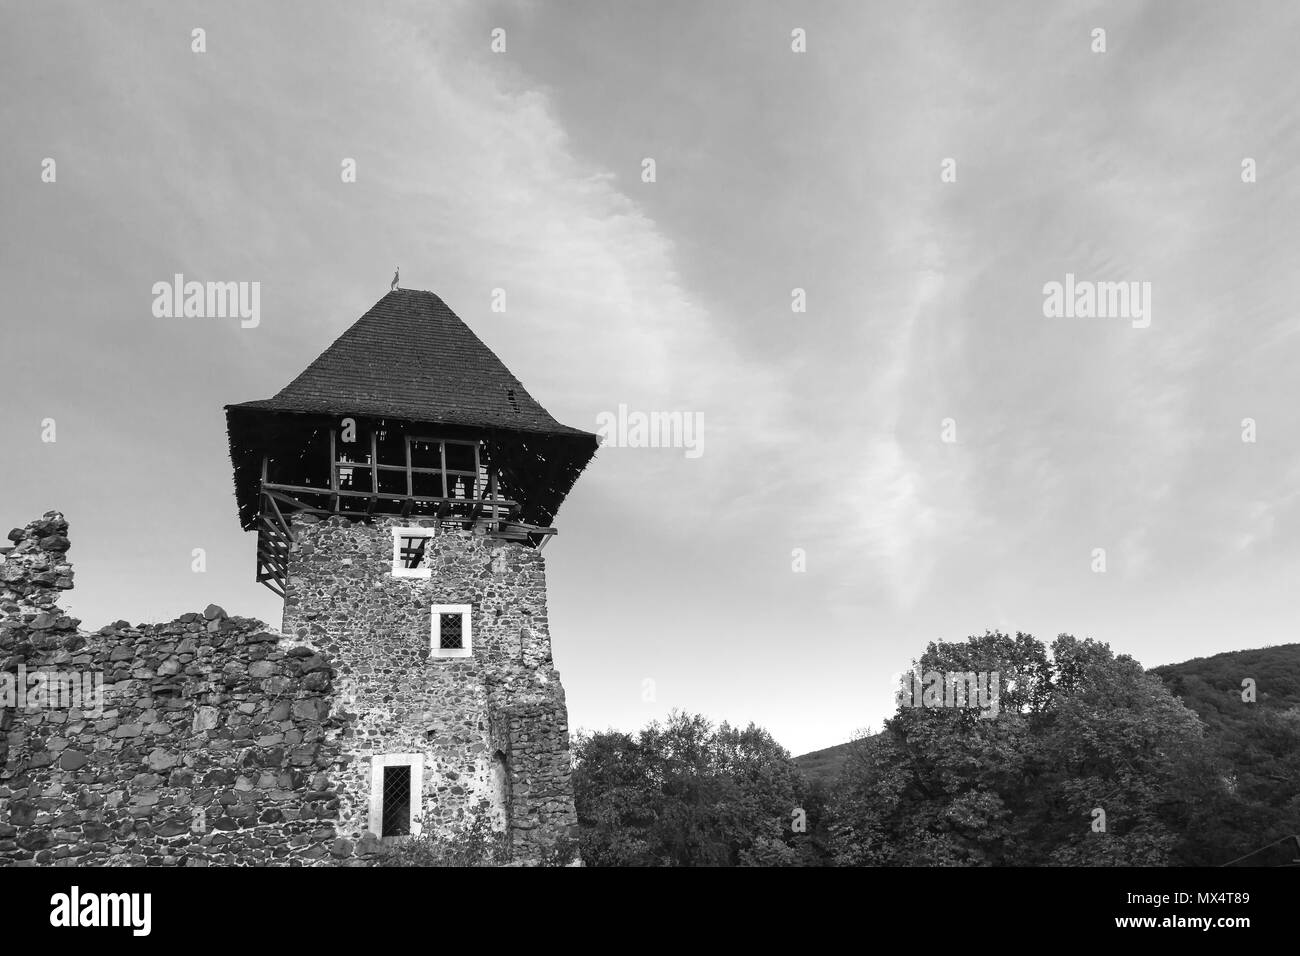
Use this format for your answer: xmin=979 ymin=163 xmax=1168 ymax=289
xmin=405 ymin=437 xmax=413 ymax=498
xmin=473 ymin=443 xmax=482 ymax=499
xmin=439 ymin=441 xmax=448 ymax=499
xmin=329 ymin=430 xmax=337 ymax=490
xmin=329 ymin=428 xmax=339 ymax=513
xmin=370 ymin=429 xmax=379 ymax=494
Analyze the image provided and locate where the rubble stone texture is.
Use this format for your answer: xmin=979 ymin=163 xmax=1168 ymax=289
xmin=282 ymin=514 xmax=578 ymax=861
xmin=0 ymin=511 xmax=579 ymax=866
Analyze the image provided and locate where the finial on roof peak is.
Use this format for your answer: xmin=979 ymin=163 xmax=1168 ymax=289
xmin=391 ymin=267 xmax=399 ymax=292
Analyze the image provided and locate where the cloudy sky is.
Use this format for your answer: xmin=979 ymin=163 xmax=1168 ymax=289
xmin=3 ymin=0 xmax=1299 ymax=756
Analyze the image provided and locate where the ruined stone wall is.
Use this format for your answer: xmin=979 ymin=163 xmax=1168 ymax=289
xmin=0 ymin=513 xmax=353 ymax=866
xmin=281 ymin=514 xmax=578 ymax=859
xmin=0 ymin=511 xmax=579 ymax=866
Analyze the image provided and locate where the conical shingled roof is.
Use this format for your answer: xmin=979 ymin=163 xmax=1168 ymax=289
xmin=229 ymin=289 xmax=590 ymax=436
xmin=224 ymin=289 xmax=597 ymax=531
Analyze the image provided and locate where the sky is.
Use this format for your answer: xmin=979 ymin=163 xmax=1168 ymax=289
xmin=2 ymin=0 xmax=1299 ymax=757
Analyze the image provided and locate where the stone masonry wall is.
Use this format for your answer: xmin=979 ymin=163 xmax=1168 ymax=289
xmin=281 ymin=514 xmax=578 ymax=860
xmin=0 ymin=513 xmax=355 ymax=866
xmin=0 ymin=510 xmax=579 ymax=866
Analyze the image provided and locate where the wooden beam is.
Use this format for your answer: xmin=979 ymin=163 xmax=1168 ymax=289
xmin=329 ymin=429 xmax=338 ymax=494
xmin=261 ymin=481 xmax=517 ymax=510
xmin=439 ymin=441 xmax=448 ymax=499
xmin=256 ymin=533 xmax=287 ymax=551
xmin=265 ymin=489 xmax=323 ymax=512
xmin=469 ymin=480 xmax=484 ymax=523
xmin=258 ymin=549 xmax=287 ymax=568
xmin=329 ymin=427 xmax=340 ymax=513
xmin=258 ymin=578 xmax=286 ymax=599
xmin=370 ymin=430 xmax=379 ymax=494
xmin=473 ymin=443 xmax=482 ymax=503
xmin=256 ymin=562 xmax=286 ymax=579
xmin=257 ymin=519 xmax=290 ymax=545
xmin=264 ymin=492 xmax=292 ymax=540
xmin=410 ymin=467 xmax=477 ymax=477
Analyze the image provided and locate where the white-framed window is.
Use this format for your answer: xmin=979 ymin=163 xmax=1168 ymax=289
xmin=392 ymin=526 xmax=433 ymax=578
xmin=368 ymin=753 xmax=424 ymax=838
xmin=431 ymin=603 xmax=472 ymax=658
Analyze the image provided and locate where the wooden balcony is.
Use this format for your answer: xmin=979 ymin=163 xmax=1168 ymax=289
xmin=252 ymin=478 xmax=556 ymax=598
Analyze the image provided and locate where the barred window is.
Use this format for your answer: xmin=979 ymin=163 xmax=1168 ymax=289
xmin=439 ymin=612 xmax=463 ymax=649
xmin=398 ymin=534 xmax=429 ymax=570
xmin=368 ymin=753 xmax=423 ymax=839
xmin=380 ymin=764 xmax=411 ymax=837
xmin=430 ymin=604 xmax=472 ymax=658
xmin=392 ymin=527 xmax=433 ymax=578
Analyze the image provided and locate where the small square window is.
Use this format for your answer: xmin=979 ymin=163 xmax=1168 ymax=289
xmin=392 ymin=527 xmax=433 ymax=578
xmin=430 ymin=604 xmax=472 ymax=658
xmin=399 ymin=535 xmax=429 ymax=569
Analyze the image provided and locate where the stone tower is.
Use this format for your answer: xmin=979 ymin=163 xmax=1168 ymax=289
xmin=224 ymin=289 xmax=597 ymax=861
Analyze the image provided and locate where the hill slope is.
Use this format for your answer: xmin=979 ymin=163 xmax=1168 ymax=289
xmin=797 ymin=644 xmax=1300 ymax=792
xmin=794 ymin=741 xmax=862 ymax=784
xmin=1148 ymin=643 xmax=1300 ymax=726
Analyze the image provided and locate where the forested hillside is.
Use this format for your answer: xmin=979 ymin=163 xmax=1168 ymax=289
xmin=569 ymin=636 xmax=1300 ymax=866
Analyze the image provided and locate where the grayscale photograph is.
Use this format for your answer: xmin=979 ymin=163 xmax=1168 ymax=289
xmin=0 ymin=0 xmax=1294 ymax=939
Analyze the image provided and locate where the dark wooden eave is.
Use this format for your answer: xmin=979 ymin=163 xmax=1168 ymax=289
xmin=224 ymin=289 xmax=597 ymax=536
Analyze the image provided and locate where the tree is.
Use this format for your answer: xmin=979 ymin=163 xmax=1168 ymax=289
xmin=830 ymin=631 xmax=1211 ymax=866
xmin=572 ymin=711 xmax=807 ymax=866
